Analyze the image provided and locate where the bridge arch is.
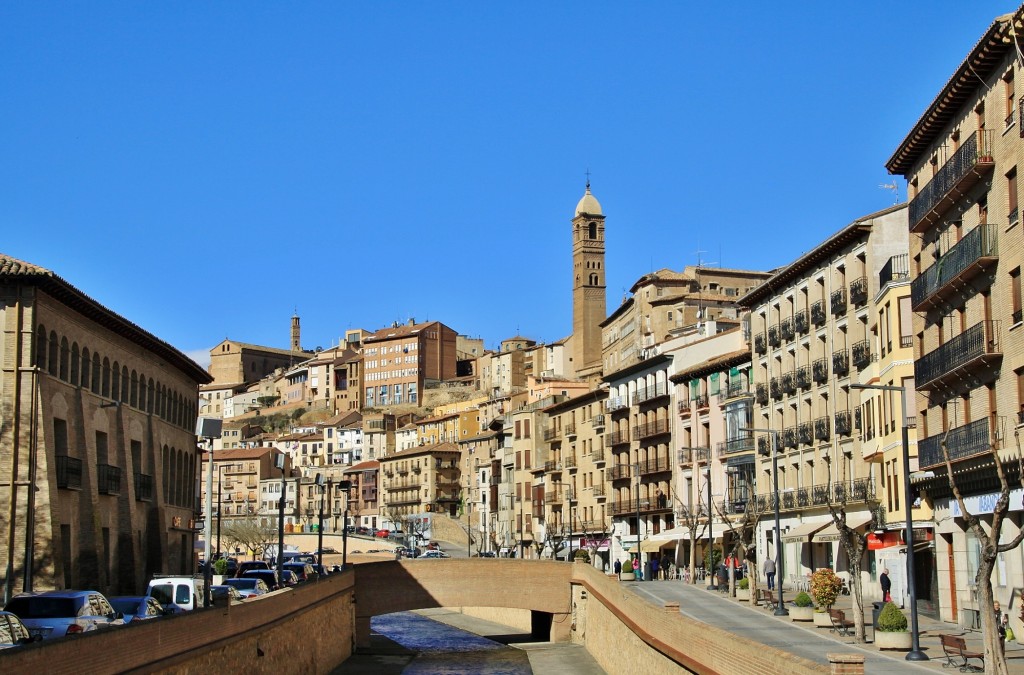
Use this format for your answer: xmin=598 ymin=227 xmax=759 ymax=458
xmin=353 ymin=559 xmax=574 ymax=647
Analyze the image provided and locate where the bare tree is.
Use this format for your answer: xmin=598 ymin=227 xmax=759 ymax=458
xmin=673 ymin=492 xmax=709 ymax=584
xmin=577 ymin=518 xmax=612 ymax=569
xmin=222 ymin=513 xmax=278 ymax=561
xmin=713 ymin=494 xmax=767 ymax=597
xmin=941 ymin=430 xmax=1024 ymax=675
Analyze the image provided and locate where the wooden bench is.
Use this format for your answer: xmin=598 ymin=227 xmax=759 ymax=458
xmin=940 ymin=634 xmax=984 ymax=672
xmin=828 ymin=608 xmax=855 ymax=636
xmin=757 ymin=588 xmax=777 ymax=611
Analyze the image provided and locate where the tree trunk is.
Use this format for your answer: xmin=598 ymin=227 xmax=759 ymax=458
xmin=976 ymin=557 xmax=1009 ymax=675
xmin=850 ymin=574 xmax=866 ymax=643
xmin=688 ymin=536 xmax=698 ymax=584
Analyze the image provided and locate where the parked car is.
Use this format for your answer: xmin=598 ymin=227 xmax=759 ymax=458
xmin=147 ymin=576 xmax=205 ymax=612
xmin=209 ymin=585 xmax=246 ymax=606
xmin=419 ymin=550 xmax=450 ymax=559
xmin=355 ymin=526 xmax=370 ymax=535
xmin=108 ymin=596 xmax=169 ymax=623
xmin=313 ymin=546 xmax=337 ymax=555
xmin=282 ymin=562 xmax=317 ymax=583
xmin=223 ymin=578 xmax=269 ymax=598
xmin=397 ymin=547 xmax=419 ymax=558
xmin=242 ymin=569 xmax=281 ymax=591
xmin=3 ymin=590 xmax=124 ymax=640
xmin=235 ymin=560 xmax=271 ymax=577
xmin=426 ymin=542 xmax=442 ymax=551
xmin=281 ymin=551 xmax=317 ymax=564
xmin=0 ymin=611 xmax=38 ymax=649
xmin=280 ymin=570 xmax=299 ymax=587
xmin=375 ymin=529 xmax=390 ymax=538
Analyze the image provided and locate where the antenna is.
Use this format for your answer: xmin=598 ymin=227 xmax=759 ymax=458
xmin=879 ymin=181 xmax=899 ymax=205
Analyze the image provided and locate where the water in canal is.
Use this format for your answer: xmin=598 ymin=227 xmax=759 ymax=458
xmin=336 ymin=611 xmax=533 ymax=675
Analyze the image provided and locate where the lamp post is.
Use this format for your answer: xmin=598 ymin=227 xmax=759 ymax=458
xmin=275 ymin=453 xmax=286 ymax=586
xmin=315 ymin=473 xmax=325 ymax=573
xmin=742 ymin=427 xmax=787 ymax=616
xmin=216 ymin=463 xmax=225 ymax=560
xmin=851 ymin=383 xmax=927 ymax=661
xmin=338 ymin=480 xmax=352 ymax=569
xmin=633 ymin=463 xmax=642 ymax=578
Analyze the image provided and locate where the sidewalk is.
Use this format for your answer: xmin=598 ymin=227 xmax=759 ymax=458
xmin=621 ymin=577 xmax=1024 ymax=673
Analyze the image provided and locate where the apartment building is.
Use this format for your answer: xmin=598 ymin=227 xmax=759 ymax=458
xmin=739 ymin=204 xmax=909 ymax=593
xmin=362 ymin=412 xmax=396 ymax=460
xmin=362 ymin=319 xmax=458 ymax=409
xmin=343 ymin=460 xmax=380 ymax=532
xmin=537 ymin=389 xmax=611 ymax=566
xmin=885 ymin=6 xmax=1024 ymax=627
xmin=208 ymin=337 xmax=311 ymax=386
xmin=379 ymin=442 xmax=462 ymax=525
xmin=459 ymin=428 xmax=503 ymax=554
xmin=1 ymin=254 xmax=211 ymax=597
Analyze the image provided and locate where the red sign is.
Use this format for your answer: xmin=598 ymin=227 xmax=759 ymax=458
xmin=866 ymin=533 xmax=884 ymax=550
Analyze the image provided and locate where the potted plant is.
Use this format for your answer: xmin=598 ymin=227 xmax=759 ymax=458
xmin=704 ymin=548 xmax=722 ymax=587
xmin=573 ymin=550 xmax=591 ymax=564
xmin=875 ymin=602 xmax=911 ymax=650
xmin=212 ymin=558 xmax=229 ymax=585
xmin=790 ymin=592 xmax=814 ymax=621
xmin=810 ymin=568 xmax=842 ymax=627
xmin=736 ymin=577 xmax=750 ymax=601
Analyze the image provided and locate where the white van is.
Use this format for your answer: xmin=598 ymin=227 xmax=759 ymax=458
xmin=147 ymin=575 xmax=206 ymax=612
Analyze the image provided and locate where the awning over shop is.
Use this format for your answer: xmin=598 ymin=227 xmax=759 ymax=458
xmin=812 ymin=513 xmax=873 ymax=543
xmin=781 ymin=520 xmax=829 ymax=544
xmin=641 ymin=540 xmax=666 ymax=553
xmin=650 ymin=526 xmax=692 ymax=542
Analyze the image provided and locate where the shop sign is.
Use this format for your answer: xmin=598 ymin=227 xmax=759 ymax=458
xmin=949 ymin=489 xmax=1024 ymax=518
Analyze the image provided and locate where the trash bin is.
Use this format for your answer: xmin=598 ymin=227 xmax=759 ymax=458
xmin=872 ymin=601 xmax=886 ymax=629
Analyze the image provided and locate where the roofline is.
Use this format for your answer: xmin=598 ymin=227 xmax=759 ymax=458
xmin=602 ymin=354 xmax=673 ymax=383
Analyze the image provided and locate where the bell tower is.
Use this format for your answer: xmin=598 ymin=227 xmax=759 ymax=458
xmin=572 ymin=182 xmax=606 ymax=379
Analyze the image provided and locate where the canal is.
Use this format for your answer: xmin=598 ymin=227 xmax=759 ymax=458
xmin=333 ymin=609 xmax=605 ymax=674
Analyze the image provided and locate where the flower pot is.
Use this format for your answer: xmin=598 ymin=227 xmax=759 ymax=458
xmin=875 ymin=631 xmax=912 ymax=650
xmin=790 ymin=606 xmax=814 ymax=621
xmin=212 ymin=574 xmax=227 ymax=585
xmin=813 ymin=610 xmax=832 ymax=627
xmin=736 ymin=588 xmax=750 ymax=602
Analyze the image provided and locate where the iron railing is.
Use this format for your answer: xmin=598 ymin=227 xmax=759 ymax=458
xmin=798 ymin=422 xmax=813 ymax=446
xmin=915 ymin=320 xmax=1000 ymax=389
xmin=910 ymin=130 xmax=995 ymax=229
xmin=768 ymin=325 xmax=781 ymax=347
xmin=755 ymin=383 xmax=768 ymax=405
xmin=781 ymin=372 xmax=796 ymax=394
xmin=852 ymin=340 xmax=873 ymax=368
xmin=770 ymin=377 xmax=783 ymax=400
xmin=634 ymin=419 xmax=670 ymax=439
xmin=796 ymin=366 xmax=811 ymax=390
xmin=134 ymin=472 xmax=153 ymax=501
xmin=831 ymin=288 xmax=848 ymax=316
xmin=814 ymin=416 xmax=831 ymax=441
xmin=835 ymin=410 xmax=852 ymax=436
xmin=911 ymin=224 xmax=998 ymax=311
xmin=609 ymin=464 xmax=632 ymax=480
xmin=607 ymin=430 xmax=630 ymax=445
xmin=633 ymin=381 xmax=669 ymax=405
xmin=918 ymin=418 xmax=992 ymax=469
xmin=811 ymin=300 xmax=826 ymax=326
xmin=56 ymin=455 xmax=83 ymax=490
xmin=849 ymin=277 xmax=868 ymax=306
xmin=795 ymin=310 xmax=809 ymax=334
xmin=679 ymin=447 xmax=711 ymax=464
xmin=780 ymin=318 xmax=795 ymax=341
xmin=755 ymin=333 xmax=767 ymax=354
xmin=97 ymin=463 xmax=121 ymax=496
xmin=879 ymin=254 xmax=910 ymax=288
xmin=832 ymin=349 xmax=849 ymax=376
xmin=717 ymin=436 xmax=755 ymax=457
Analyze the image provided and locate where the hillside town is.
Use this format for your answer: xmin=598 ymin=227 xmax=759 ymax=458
xmin=2 ymin=4 xmax=1024 ymax=672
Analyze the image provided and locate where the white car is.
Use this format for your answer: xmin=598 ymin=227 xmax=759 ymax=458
xmin=420 ymin=550 xmax=450 ymax=559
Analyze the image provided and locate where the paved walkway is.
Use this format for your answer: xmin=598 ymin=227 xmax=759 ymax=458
xmin=622 ymin=577 xmax=1024 ymax=673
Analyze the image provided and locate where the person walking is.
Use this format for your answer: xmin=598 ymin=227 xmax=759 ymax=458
xmin=614 ymin=559 xmax=622 ymax=580
xmin=661 ymin=553 xmax=672 ymax=580
xmin=633 ymin=556 xmax=642 ymax=581
xmin=651 ymin=556 xmax=659 ymax=581
xmin=763 ymin=556 xmax=777 ymax=591
xmin=880 ymin=567 xmax=892 ymax=602
xmin=995 ymin=601 xmax=1007 ymax=654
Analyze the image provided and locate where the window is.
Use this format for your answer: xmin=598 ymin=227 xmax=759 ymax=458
xmin=1005 ymin=69 xmax=1016 ymax=127
xmin=1012 ymin=267 xmax=1022 ymax=325
xmin=1008 ymin=167 xmax=1018 ymax=225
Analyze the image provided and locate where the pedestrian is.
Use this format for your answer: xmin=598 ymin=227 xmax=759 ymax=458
xmin=651 ymin=556 xmax=659 ymax=581
xmin=661 ymin=554 xmax=672 ymax=580
xmin=995 ymin=601 xmax=1007 ymax=654
xmin=880 ymin=568 xmax=892 ymax=603
xmin=633 ymin=556 xmax=642 ymax=581
xmin=614 ymin=559 xmax=622 ymax=579
xmin=763 ymin=556 xmax=777 ymax=591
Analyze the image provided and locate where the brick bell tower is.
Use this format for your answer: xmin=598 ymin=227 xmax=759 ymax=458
xmin=571 ymin=181 xmax=606 ymax=380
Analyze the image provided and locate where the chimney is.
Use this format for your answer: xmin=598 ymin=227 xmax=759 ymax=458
xmin=291 ymin=314 xmax=301 ymax=352
xmin=408 ymin=317 xmax=416 ymax=326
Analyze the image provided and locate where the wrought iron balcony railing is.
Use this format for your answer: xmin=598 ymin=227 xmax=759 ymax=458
xmin=918 ymin=418 xmax=992 ymax=470
xmin=795 ymin=366 xmax=811 ymax=390
xmin=832 ymin=349 xmax=849 ymax=376
xmin=770 ymin=377 xmax=783 ymax=400
xmin=56 ymin=455 xmax=82 ymax=490
xmin=757 ymin=436 xmax=771 ymax=455
xmin=879 ymin=254 xmax=910 ymax=288
xmin=781 ymin=427 xmax=798 ymax=449
xmin=97 ymin=463 xmax=121 ymax=496
xmin=849 ymin=277 xmax=869 ymax=307
xmin=606 ymin=430 xmax=630 ymax=446
xmin=910 ymin=130 xmax=995 ymax=231
xmin=134 ymin=472 xmax=153 ymax=501
xmin=781 ymin=372 xmax=796 ymax=395
xmin=811 ymin=300 xmax=826 ymax=326
xmin=755 ymin=383 xmax=768 ymax=405
xmin=814 ymin=416 xmax=831 ymax=441
xmin=830 ymin=288 xmax=848 ymax=316
xmin=812 ymin=358 xmax=829 ymax=383
xmin=717 ymin=436 xmax=755 ymax=457
xmin=794 ymin=309 xmax=809 ymax=334
xmin=678 ymin=447 xmax=711 ymax=464
xmin=609 ymin=464 xmax=632 ymax=480
xmin=633 ymin=381 xmax=669 ymax=405
xmin=852 ymin=340 xmax=874 ymax=368
xmin=768 ymin=325 xmax=781 ymax=347
xmin=695 ymin=395 xmax=709 ymax=410
xmin=798 ymin=422 xmax=813 ymax=446
xmin=911 ymin=224 xmax=998 ymax=312
xmin=915 ymin=320 xmax=1001 ymax=390
xmin=835 ymin=410 xmax=852 ymax=437
xmin=754 ymin=333 xmax=767 ymax=354
xmin=780 ymin=318 xmax=795 ymax=341
xmin=634 ymin=419 xmax=670 ymax=439
xmin=726 ymin=380 xmax=749 ymax=398
xmin=639 ymin=456 xmax=672 ymax=474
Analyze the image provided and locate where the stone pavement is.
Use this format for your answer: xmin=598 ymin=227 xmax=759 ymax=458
xmin=622 ymin=576 xmax=1024 ymax=673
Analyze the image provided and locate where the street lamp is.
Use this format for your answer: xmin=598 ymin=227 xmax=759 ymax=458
xmin=742 ymin=427 xmax=788 ymax=617
xmin=275 ymin=452 xmax=286 ymax=585
xmin=315 ymin=473 xmax=326 ymax=573
xmin=633 ymin=463 xmax=642 ymax=577
xmin=705 ymin=466 xmax=717 ymax=591
xmin=337 ymin=480 xmax=352 ymax=569
xmin=851 ymin=383 xmax=927 ymax=661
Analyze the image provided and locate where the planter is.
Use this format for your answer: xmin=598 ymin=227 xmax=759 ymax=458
xmin=790 ymin=606 xmax=814 ymax=622
xmin=212 ymin=574 xmax=227 ymax=585
xmin=735 ymin=588 xmax=750 ymax=601
xmin=813 ymin=610 xmax=832 ymax=627
xmin=875 ymin=631 xmax=912 ymax=650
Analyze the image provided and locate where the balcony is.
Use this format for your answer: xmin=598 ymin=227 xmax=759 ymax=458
xmin=678 ymin=447 xmax=710 ymax=464
xmin=609 ymin=464 xmax=632 ymax=480
xmin=755 ymin=383 xmax=768 ymax=405
xmin=592 ymin=484 xmax=606 ymax=498
xmin=780 ymin=318 xmax=795 ymax=341
xmin=770 ymin=377 xmax=783 ymax=400
xmin=768 ymin=325 xmax=781 ymax=347
xmin=835 ymin=410 xmax=852 ymax=436
xmin=717 ymin=436 xmax=755 ymax=457
xmin=412 ymin=465 xmax=422 ymax=474
xmin=606 ymin=397 xmax=628 ymax=413
xmin=814 ymin=416 xmax=831 ymax=441
xmin=543 ymin=428 xmax=560 ymax=442
xmin=915 ymin=321 xmax=1001 ymax=391
xmin=634 ymin=419 xmax=670 ymax=439
xmin=695 ymin=395 xmax=710 ymax=410
xmin=134 ymin=472 xmax=154 ymax=501
xmin=591 ymin=415 xmax=605 ymax=430
xmin=849 ymin=277 xmax=868 ymax=307
xmin=811 ymin=301 xmax=826 ymax=326
xmin=677 ymin=399 xmax=691 ymax=414
xmin=591 ymin=446 xmax=605 ymax=463
xmin=563 ymin=455 xmax=577 ymax=469
xmin=639 ymin=456 xmax=672 ymax=474
xmin=565 ymin=424 xmax=577 ymax=439
xmin=757 ymin=436 xmax=771 ymax=455
xmin=633 ymin=382 xmax=669 ymax=405
xmin=781 ymin=427 xmax=797 ymax=449
xmin=852 ymin=340 xmax=874 ymax=369
xmin=918 ymin=418 xmax=992 ymax=470
xmin=781 ymin=372 xmax=796 ymax=395
xmin=880 ymin=254 xmax=910 ymax=288
xmin=830 ymin=288 xmax=847 ymax=316
xmin=726 ymin=379 xmax=748 ymax=398
xmin=544 ymin=460 xmax=561 ymax=473
xmin=606 ymin=430 xmax=630 ymax=446
xmin=794 ymin=310 xmax=809 ymax=334
xmin=795 ymin=366 xmax=811 ymax=390
xmin=751 ymin=480 xmax=876 ymax=513
xmin=812 ymin=358 xmax=829 ymax=383
xmin=56 ymin=455 xmax=83 ymax=490
xmin=97 ymin=463 xmax=121 ymax=496
xmin=489 ymin=475 xmax=501 ymax=486
xmin=832 ymin=349 xmax=849 ymax=376
xmin=754 ymin=333 xmax=767 ymax=355
xmin=909 ymin=130 xmax=995 ymax=232
xmin=911 ymin=225 xmax=998 ymax=312
xmin=798 ymin=422 xmax=813 ymax=446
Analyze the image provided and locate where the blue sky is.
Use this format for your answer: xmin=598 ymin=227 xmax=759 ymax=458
xmin=2 ymin=2 xmax=1014 ymax=368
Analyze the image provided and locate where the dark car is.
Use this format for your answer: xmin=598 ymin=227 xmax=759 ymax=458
xmin=235 ymin=560 xmax=270 ymax=577
xmin=0 ymin=611 xmax=38 ymax=649
xmin=3 ymin=591 xmax=123 ymax=640
xmin=108 ymin=596 xmax=168 ymax=623
xmin=210 ymin=585 xmax=246 ymax=606
xmin=242 ymin=569 xmax=281 ymax=591
xmin=223 ymin=578 xmax=269 ymax=598
xmin=282 ymin=562 xmax=317 ymax=583
xmin=355 ymin=526 xmax=370 ymax=536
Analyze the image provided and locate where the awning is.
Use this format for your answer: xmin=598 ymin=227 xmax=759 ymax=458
xmin=812 ymin=513 xmax=873 ymax=543
xmin=641 ymin=539 xmax=666 ymax=553
xmin=781 ymin=520 xmax=829 ymax=544
xmin=650 ymin=526 xmax=692 ymax=542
